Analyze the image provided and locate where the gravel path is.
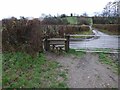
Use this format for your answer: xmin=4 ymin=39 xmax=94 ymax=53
xmin=45 ymin=52 xmax=118 ymax=88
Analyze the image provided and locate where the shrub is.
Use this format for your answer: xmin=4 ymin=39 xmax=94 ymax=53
xmin=77 ymin=17 xmax=90 ymax=25
xmin=80 ymin=25 xmax=90 ymax=32
xmin=93 ymin=24 xmax=119 ymax=35
xmin=2 ymin=17 xmax=43 ymax=56
xmin=92 ymin=17 xmax=119 ymax=24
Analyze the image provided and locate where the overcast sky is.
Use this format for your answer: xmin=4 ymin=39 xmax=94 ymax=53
xmin=0 ymin=0 xmax=115 ymax=19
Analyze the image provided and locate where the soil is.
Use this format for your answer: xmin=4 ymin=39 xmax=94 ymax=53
xmin=45 ymin=52 xmax=118 ymax=88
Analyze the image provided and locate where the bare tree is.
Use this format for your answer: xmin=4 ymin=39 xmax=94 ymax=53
xmin=102 ymin=0 xmax=120 ymax=17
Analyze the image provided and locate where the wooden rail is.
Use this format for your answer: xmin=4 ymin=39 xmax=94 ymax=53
xmin=69 ymin=34 xmax=120 ymax=37
xmin=43 ymin=35 xmax=70 ymax=52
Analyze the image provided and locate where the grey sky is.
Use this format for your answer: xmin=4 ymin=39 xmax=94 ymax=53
xmin=0 ymin=0 xmax=115 ymax=19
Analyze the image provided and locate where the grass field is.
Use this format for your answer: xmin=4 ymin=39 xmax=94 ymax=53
xmin=66 ymin=17 xmax=78 ymax=25
xmin=2 ymin=52 xmax=68 ymax=88
xmin=2 ymin=49 xmax=86 ymax=88
xmin=65 ymin=16 xmax=93 ymax=25
xmin=2 ymin=49 xmax=84 ymax=88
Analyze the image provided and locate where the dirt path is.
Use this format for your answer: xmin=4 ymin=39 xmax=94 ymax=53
xmin=45 ymin=52 xmax=118 ymax=88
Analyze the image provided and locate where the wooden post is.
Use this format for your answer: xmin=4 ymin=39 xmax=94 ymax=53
xmin=44 ymin=35 xmax=49 ymax=51
xmin=65 ymin=35 xmax=70 ymax=52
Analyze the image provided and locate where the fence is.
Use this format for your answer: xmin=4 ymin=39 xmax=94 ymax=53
xmin=43 ymin=35 xmax=70 ymax=52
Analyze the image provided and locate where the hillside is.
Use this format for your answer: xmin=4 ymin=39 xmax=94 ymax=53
xmin=62 ymin=16 xmax=92 ymax=25
xmin=66 ymin=16 xmax=78 ymax=25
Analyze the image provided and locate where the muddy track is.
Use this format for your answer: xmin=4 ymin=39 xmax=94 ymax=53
xmin=45 ymin=52 xmax=118 ymax=88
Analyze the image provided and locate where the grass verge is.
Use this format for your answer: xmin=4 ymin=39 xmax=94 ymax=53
xmin=94 ymin=48 xmax=115 ymax=52
xmin=72 ymin=48 xmax=119 ymax=74
xmin=98 ymin=52 xmax=119 ymax=74
xmin=2 ymin=52 xmax=68 ymax=88
xmin=66 ymin=49 xmax=85 ymax=57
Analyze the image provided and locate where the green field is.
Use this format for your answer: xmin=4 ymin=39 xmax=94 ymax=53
xmin=66 ymin=17 xmax=78 ymax=25
xmin=64 ymin=16 xmax=93 ymax=25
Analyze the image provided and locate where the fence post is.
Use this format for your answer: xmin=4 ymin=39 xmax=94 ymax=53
xmin=44 ymin=35 xmax=49 ymax=51
xmin=85 ymin=35 xmax=87 ymax=50
xmin=65 ymin=35 xmax=70 ymax=52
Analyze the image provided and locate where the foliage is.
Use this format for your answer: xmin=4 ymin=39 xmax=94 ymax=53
xmin=80 ymin=25 xmax=90 ymax=31
xmin=2 ymin=17 xmax=43 ymax=56
xmin=77 ymin=17 xmax=91 ymax=25
xmin=65 ymin=25 xmax=90 ymax=35
xmin=2 ymin=52 xmax=68 ymax=88
xmin=101 ymin=0 xmax=119 ymax=17
xmin=93 ymin=24 xmax=119 ymax=35
xmin=60 ymin=14 xmax=67 ymax=18
xmin=42 ymin=16 xmax=69 ymax=25
xmin=42 ymin=16 xmax=93 ymax=25
xmin=2 ymin=17 xmax=90 ymax=56
xmin=94 ymin=0 xmax=120 ymax=17
xmin=92 ymin=17 xmax=119 ymax=24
